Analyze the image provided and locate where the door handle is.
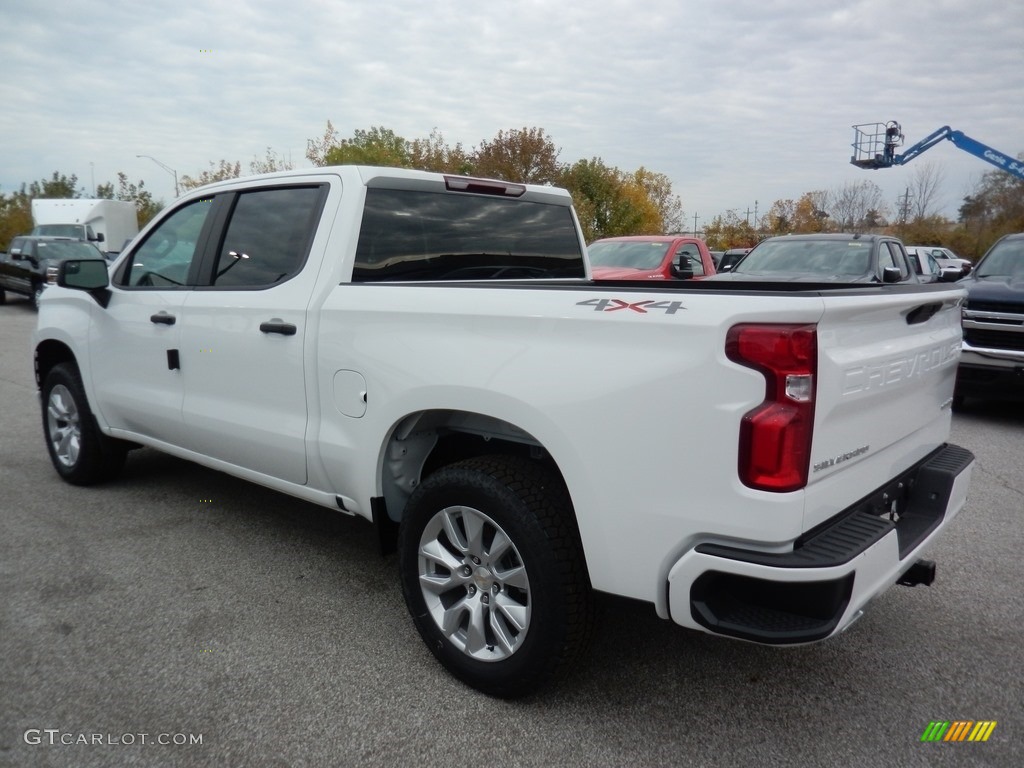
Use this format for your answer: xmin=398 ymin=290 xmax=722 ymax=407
xmin=260 ymin=320 xmax=297 ymax=336
xmin=150 ymin=313 xmax=176 ymax=325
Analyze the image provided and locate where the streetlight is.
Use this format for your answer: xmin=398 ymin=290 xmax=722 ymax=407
xmin=136 ymin=154 xmax=179 ymax=197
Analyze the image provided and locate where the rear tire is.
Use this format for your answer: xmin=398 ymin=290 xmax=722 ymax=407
xmin=42 ymin=363 xmax=127 ymax=485
xmin=398 ymin=456 xmax=593 ymax=698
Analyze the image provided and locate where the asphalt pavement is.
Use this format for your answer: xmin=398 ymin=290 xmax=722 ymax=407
xmin=1 ymin=293 xmax=1021 ymax=767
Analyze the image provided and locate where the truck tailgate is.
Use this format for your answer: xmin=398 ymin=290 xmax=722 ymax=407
xmin=806 ymin=287 xmax=964 ymax=529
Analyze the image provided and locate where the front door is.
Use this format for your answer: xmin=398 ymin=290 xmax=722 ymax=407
xmin=88 ymin=198 xmax=218 ymax=444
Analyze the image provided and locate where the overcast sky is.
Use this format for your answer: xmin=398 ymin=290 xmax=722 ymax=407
xmin=2 ymin=0 xmax=1022 ymax=228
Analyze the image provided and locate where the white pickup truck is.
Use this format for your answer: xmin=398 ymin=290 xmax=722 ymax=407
xmin=33 ymin=166 xmax=974 ymax=697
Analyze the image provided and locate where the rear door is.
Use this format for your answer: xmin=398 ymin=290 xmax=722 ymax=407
xmin=175 ymin=182 xmax=330 ymax=485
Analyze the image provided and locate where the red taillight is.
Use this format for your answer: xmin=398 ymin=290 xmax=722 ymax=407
xmin=726 ymin=324 xmax=817 ymax=492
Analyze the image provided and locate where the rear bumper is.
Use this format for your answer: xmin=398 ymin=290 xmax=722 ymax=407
xmin=666 ymin=444 xmax=974 ymax=644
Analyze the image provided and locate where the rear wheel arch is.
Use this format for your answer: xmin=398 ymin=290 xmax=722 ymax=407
xmin=379 ymin=410 xmax=565 ymax=515
xmin=376 ymin=410 xmax=580 ymax=543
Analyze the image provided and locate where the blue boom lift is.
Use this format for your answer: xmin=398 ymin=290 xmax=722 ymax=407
xmin=851 ymin=121 xmax=1024 ymax=181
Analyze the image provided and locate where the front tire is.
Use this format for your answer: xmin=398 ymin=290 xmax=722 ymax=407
xmin=42 ymin=363 xmax=127 ymax=485
xmin=398 ymin=456 xmax=594 ymax=698
xmin=31 ymin=282 xmax=44 ymax=310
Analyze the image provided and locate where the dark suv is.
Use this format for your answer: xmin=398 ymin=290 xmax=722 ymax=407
xmin=956 ymin=232 xmax=1024 ymax=405
xmin=709 ymin=233 xmax=928 ymax=283
xmin=0 ymin=236 xmax=106 ymax=309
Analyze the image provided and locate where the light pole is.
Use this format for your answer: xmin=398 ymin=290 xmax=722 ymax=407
xmin=136 ymin=155 xmax=179 ymax=197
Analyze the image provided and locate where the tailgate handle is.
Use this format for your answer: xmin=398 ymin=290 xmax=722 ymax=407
xmin=905 ymin=302 xmax=942 ymax=325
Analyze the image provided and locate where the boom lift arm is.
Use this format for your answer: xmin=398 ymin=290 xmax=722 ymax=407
xmin=851 ymin=121 xmax=1024 ymax=181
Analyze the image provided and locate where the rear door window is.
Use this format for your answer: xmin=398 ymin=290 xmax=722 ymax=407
xmin=209 ymin=186 xmax=325 ymax=288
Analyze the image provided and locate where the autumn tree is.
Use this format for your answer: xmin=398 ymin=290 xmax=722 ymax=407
xmin=898 ymin=215 xmax=954 ymax=251
xmin=792 ymin=191 xmax=831 ymax=233
xmin=96 ymin=173 xmax=163 ymax=226
xmin=28 ymin=171 xmax=84 ymax=200
xmin=908 ymin=161 xmax=946 ymax=221
xmin=472 ymin=127 xmax=561 ymax=184
xmin=0 ymin=172 xmax=87 ymax=248
xmin=408 ymin=128 xmax=472 ymax=174
xmin=323 ymin=127 xmax=411 ymax=167
xmin=763 ymin=199 xmax=795 ymax=235
xmin=300 ymin=122 xmax=686 ymax=242
xmin=250 ymin=147 xmax=294 ymax=175
xmin=0 ymin=191 xmax=32 ymax=249
xmin=179 ymin=160 xmax=242 ymax=191
xmin=703 ymin=211 xmax=757 ymax=250
xmin=954 ymin=155 xmax=1024 ymax=257
xmin=306 ymin=120 xmax=340 ymax=166
xmin=828 ymin=180 xmax=885 ymax=232
xmin=632 ymin=167 xmax=684 ymax=234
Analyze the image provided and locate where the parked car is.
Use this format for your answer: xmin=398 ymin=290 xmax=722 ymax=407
xmin=906 ymin=248 xmax=963 ymax=284
xmin=906 ymin=246 xmax=972 ymax=276
xmin=955 ymin=232 xmax=1024 ymax=406
xmin=587 ymin=236 xmax=716 ymax=280
xmin=0 ymin=236 xmax=106 ymax=308
xmin=709 ymin=234 xmax=923 ymax=283
xmin=715 ymin=248 xmax=750 ymax=272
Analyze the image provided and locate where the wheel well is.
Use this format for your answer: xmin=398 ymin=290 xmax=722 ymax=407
xmin=34 ymin=340 xmax=76 ymax=390
xmin=377 ymin=410 xmax=571 ymax=546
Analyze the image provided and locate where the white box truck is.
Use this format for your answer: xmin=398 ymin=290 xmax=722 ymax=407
xmin=30 ymin=199 xmax=139 ymax=256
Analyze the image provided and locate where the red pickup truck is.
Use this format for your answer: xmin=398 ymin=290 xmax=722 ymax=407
xmin=587 ymin=236 xmax=717 ymax=280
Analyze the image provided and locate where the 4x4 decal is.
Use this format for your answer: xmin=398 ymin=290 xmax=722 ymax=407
xmin=576 ymin=298 xmax=685 ymax=314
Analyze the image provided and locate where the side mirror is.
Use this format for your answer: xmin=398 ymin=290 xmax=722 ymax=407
xmin=938 ymin=267 xmax=962 ymax=283
xmin=882 ymin=266 xmax=903 ymax=283
xmin=672 ymin=255 xmax=694 ymax=280
xmin=10 ymin=247 xmax=23 ymax=260
xmin=57 ymin=259 xmax=112 ymax=307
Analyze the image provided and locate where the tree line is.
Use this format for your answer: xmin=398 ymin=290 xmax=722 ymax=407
xmin=703 ymin=161 xmax=1024 ymax=258
xmin=3 ymin=125 xmax=1020 ymax=259
xmin=181 ymin=124 xmax=686 ymax=243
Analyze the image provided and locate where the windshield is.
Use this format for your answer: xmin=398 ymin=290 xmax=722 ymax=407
xmin=976 ymin=238 xmax=1024 ymax=278
xmin=736 ymin=239 xmax=871 ymax=276
xmin=36 ymin=240 xmax=103 ymax=260
xmin=34 ymin=224 xmax=88 ymax=239
xmin=587 ymin=241 xmax=671 ymax=270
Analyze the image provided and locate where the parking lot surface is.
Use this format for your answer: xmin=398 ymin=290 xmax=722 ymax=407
xmin=1 ymin=295 xmax=1021 ymax=767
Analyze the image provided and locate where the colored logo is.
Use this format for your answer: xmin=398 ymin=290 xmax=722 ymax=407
xmin=921 ymin=721 xmax=997 ymax=742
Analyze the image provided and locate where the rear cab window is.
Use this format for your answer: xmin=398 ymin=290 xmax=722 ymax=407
xmin=353 ymin=186 xmax=585 ymax=282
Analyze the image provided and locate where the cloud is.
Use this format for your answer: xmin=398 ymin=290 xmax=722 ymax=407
xmin=1 ymin=0 xmax=1021 ymax=225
